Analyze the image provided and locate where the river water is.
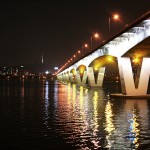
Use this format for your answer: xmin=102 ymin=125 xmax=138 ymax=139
xmin=0 ymin=79 xmax=150 ymax=150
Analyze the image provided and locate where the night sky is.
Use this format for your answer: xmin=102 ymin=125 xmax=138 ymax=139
xmin=0 ymin=0 xmax=149 ymax=71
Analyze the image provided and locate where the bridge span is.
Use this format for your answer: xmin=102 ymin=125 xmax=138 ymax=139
xmin=56 ymin=11 xmax=150 ymax=96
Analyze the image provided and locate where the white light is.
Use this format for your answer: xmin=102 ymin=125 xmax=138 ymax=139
xmin=54 ymin=67 xmax=58 ymax=70
xmin=45 ymin=71 xmax=49 ymax=74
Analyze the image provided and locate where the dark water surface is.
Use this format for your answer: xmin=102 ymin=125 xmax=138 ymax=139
xmin=0 ymin=79 xmax=150 ymax=150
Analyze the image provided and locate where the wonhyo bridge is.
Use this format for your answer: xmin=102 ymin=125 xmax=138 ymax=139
xmin=56 ymin=11 xmax=150 ymax=97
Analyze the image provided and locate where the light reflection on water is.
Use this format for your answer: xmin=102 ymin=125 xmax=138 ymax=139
xmin=104 ymin=101 xmax=115 ymax=149
xmin=0 ymin=79 xmax=150 ymax=149
xmin=54 ymin=81 xmax=150 ymax=149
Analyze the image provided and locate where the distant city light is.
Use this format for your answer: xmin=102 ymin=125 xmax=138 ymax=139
xmin=54 ymin=67 xmax=58 ymax=70
xmin=45 ymin=71 xmax=49 ymax=74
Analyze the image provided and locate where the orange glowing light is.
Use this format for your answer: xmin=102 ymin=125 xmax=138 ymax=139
xmin=84 ymin=44 xmax=88 ymax=47
xmin=133 ymin=58 xmax=139 ymax=63
xmin=94 ymin=33 xmax=99 ymax=38
xmin=94 ymin=67 xmax=98 ymax=71
xmin=108 ymin=57 xmax=113 ymax=61
xmin=113 ymin=14 xmax=120 ymax=20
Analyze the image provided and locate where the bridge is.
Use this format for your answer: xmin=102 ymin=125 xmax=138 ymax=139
xmin=56 ymin=11 xmax=150 ymax=97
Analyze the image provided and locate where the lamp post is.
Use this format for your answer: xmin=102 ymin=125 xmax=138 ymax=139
xmin=77 ymin=50 xmax=81 ymax=55
xmin=91 ymin=33 xmax=99 ymax=51
xmin=72 ymin=50 xmax=81 ymax=61
xmin=82 ymin=43 xmax=88 ymax=56
xmin=109 ymin=13 xmax=120 ymax=38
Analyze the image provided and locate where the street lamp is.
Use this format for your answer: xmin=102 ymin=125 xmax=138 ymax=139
xmin=72 ymin=50 xmax=81 ymax=61
xmin=91 ymin=33 xmax=99 ymax=51
xmin=109 ymin=13 xmax=120 ymax=38
xmin=82 ymin=43 xmax=88 ymax=56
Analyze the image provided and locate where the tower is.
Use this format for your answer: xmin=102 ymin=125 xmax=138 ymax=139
xmin=41 ymin=51 xmax=44 ymax=64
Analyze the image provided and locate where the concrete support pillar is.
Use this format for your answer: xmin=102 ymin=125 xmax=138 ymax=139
xmin=57 ymin=73 xmax=69 ymax=83
xmin=88 ymin=67 xmax=105 ymax=87
xmin=60 ymin=74 xmax=63 ymax=82
xmin=118 ymin=57 xmax=150 ymax=95
xmin=65 ymin=73 xmax=70 ymax=83
xmin=69 ymin=73 xmax=76 ymax=84
xmin=76 ymin=71 xmax=87 ymax=86
xmin=118 ymin=58 xmax=126 ymax=94
xmin=61 ymin=73 xmax=65 ymax=82
xmin=62 ymin=73 xmax=68 ymax=83
xmin=57 ymin=74 xmax=62 ymax=82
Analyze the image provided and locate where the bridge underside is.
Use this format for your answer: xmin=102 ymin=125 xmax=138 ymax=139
xmin=123 ymin=36 xmax=150 ymax=57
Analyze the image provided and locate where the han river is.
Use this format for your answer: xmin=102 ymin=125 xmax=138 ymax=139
xmin=0 ymin=79 xmax=150 ymax=149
